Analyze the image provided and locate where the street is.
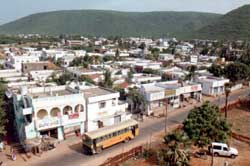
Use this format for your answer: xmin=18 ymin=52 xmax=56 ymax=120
xmin=11 ymin=88 xmax=250 ymax=166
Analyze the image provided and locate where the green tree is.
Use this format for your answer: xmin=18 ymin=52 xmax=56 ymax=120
xmin=127 ymin=68 xmax=134 ymax=83
xmin=185 ymin=65 xmax=197 ymax=81
xmin=103 ymin=56 xmax=114 ymax=62
xmin=207 ymin=64 xmax=224 ymax=77
xmin=115 ymin=49 xmax=120 ymax=61
xmin=52 ymin=72 xmax=74 ymax=85
xmin=138 ymin=42 xmax=146 ymax=58
xmin=183 ymin=102 xmax=231 ymax=148
xmin=113 ymin=86 xmax=126 ymax=100
xmin=238 ymin=49 xmax=250 ymax=66
xmin=127 ymin=88 xmax=146 ymax=114
xmin=224 ymin=62 xmax=250 ymax=82
xmin=101 ymin=70 xmax=113 ymax=88
xmin=142 ymin=68 xmax=159 ymax=75
xmin=79 ymin=75 xmax=95 ymax=85
xmin=158 ymin=131 xmax=191 ymax=166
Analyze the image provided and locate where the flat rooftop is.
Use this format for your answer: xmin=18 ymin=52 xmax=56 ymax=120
xmin=29 ymin=89 xmax=73 ymax=98
xmin=81 ymin=87 xmax=116 ymax=98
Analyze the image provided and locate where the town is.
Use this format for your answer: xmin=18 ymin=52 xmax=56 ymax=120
xmin=0 ymin=1 xmax=250 ymax=166
xmin=0 ymin=34 xmax=249 ymax=165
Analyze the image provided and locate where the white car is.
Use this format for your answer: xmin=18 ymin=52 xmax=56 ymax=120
xmin=209 ymin=142 xmax=238 ymax=159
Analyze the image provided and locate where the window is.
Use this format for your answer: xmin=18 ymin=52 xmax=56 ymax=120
xmin=213 ymin=145 xmax=221 ymax=150
xmin=223 ymin=147 xmax=228 ymax=151
xmin=99 ymin=102 xmax=106 ymax=109
xmin=44 ymin=66 xmax=47 ymax=70
xmin=112 ymin=98 xmax=116 ymax=106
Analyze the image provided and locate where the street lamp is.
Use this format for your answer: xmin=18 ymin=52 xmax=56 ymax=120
xmin=224 ymin=83 xmax=231 ymax=119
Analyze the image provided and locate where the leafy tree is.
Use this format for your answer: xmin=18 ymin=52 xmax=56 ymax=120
xmin=113 ymin=87 xmax=126 ymax=100
xmin=207 ymin=64 xmax=224 ymax=77
xmin=145 ymin=54 xmax=159 ymax=61
xmin=224 ymin=62 xmax=250 ymax=82
xmin=185 ymin=65 xmax=197 ymax=81
xmin=115 ymin=49 xmax=120 ymax=61
xmin=127 ymin=88 xmax=146 ymax=113
xmin=127 ymin=68 xmax=134 ymax=83
xmin=142 ymin=68 xmax=159 ymax=75
xmin=238 ymin=49 xmax=250 ymax=66
xmin=79 ymin=75 xmax=95 ymax=85
xmin=103 ymin=56 xmax=114 ymax=62
xmin=200 ymin=47 xmax=209 ymax=55
xmin=100 ymin=70 xmax=113 ymax=88
xmin=93 ymin=55 xmax=102 ymax=65
xmin=52 ymin=72 xmax=74 ymax=85
xmin=150 ymin=47 xmax=160 ymax=54
xmin=138 ymin=42 xmax=146 ymax=57
xmin=183 ymin=102 xmax=231 ymax=148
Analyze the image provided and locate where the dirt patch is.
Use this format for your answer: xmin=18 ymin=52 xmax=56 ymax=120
xmin=227 ymin=107 xmax=250 ymax=137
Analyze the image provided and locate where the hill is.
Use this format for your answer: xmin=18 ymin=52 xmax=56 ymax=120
xmin=0 ymin=10 xmax=221 ymax=38
xmin=195 ymin=5 xmax=250 ymax=40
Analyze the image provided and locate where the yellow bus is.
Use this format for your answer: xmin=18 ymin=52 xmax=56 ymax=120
xmin=82 ymin=119 xmax=139 ymax=154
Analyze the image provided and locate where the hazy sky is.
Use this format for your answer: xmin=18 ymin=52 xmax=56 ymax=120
xmin=0 ymin=0 xmax=249 ymax=24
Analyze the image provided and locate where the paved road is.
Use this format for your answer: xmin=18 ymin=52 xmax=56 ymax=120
xmin=30 ymin=88 xmax=250 ymax=166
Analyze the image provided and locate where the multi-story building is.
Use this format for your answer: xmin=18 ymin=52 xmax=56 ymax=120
xmin=8 ymin=82 xmax=129 ymax=143
xmin=140 ymin=81 xmax=202 ymax=115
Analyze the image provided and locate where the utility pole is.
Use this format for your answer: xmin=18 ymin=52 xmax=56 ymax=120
xmin=211 ymin=148 xmax=214 ymax=166
xmin=164 ymin=99 xmax=168 ymax=134
xmin=224 ymin=83 xmax=231 ymax=119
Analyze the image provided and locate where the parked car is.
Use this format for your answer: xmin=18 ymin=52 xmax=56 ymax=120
xmin=209 ymin=142 xmax=238 ymax=159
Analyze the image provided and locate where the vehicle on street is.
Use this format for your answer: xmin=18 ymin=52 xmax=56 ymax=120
xmin=82 ymin=119 xmax=139 ymax=154
xmin=209 ymin=142 xmax=238 ymax=159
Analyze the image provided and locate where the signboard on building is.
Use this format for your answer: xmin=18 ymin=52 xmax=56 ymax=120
xmin=37 ymin=118 xmax=59 ymax=130
xmin=165 ymin=90 xmax=176 ymax=97
xmin=149 ymin=91 xmax=165 ymax=101
xmin=69 ymin=113 xmax=79 ymax=119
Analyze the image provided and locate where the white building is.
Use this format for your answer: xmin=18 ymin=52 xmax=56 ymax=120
xmin=9 ymin=82 xmax=130 ymax=143
xmin=141 ymin=81 xmax=202 ymax=115
xmin=132 ymin=73 xmax=162 ymax=85
xmin=5 ymin=55 xmax=40 ymax=71
xmin=158 ymin=54 xmax=174 ymax=61
xmin=196 ymin=76 xmax=230 ymax=96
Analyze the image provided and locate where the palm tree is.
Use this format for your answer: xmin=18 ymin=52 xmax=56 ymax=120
xmin=185 ymin=65 xmax=197 ymax=81
xmin=224 ymin=82 xmax=232 ymax=119
xmin=158 ymin=131 xmax=191 ymax=166
xmin=102 ymin=70 xmax=113 ymax=88
xmin=115 ymin=49 xmax=120 ymax=61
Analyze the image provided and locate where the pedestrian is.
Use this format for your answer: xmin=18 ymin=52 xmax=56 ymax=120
xmin=0 ymin=141 xmax=3 ymax=152
xmin=11 ymin=149 xmax=16 ymax=161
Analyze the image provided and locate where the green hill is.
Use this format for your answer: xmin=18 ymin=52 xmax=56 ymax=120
xmin=0 ymin=10 xmax=221 ymax=38
xmin=195 ymin=5 xmax=250 ymax=40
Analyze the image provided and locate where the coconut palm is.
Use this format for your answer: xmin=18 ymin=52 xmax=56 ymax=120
xmin=158 ymin=131 xmax=191 ymax=166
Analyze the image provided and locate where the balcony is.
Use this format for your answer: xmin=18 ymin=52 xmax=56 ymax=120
xmin=61 ymin=112 xmax=85 ymax=126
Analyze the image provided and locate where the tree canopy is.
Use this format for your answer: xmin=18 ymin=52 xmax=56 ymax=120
xmin=183 ymin=102 xmax=231 ymax=148
xmin=224 ymin=62 xmax=250 ymax=83
xmin=207 ymin=64 xmax=224 ymax=77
